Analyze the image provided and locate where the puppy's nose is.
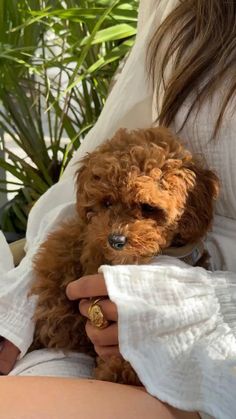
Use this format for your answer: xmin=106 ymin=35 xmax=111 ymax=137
xmin=108 ymin=234 xmax=127 ymax=250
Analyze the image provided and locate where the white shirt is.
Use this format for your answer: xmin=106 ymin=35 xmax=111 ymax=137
xmin=0 ymin=1 xmax=236 ymax=418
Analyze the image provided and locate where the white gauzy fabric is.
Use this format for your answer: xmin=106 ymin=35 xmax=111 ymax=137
xmin=0 ymin=232 xmax=14 ymax=273
xmin=100 ymin=259 xmax=236 ymax=419
xmin=9 ymin=349 xmax=94 ymax=378
xmin=0 ymin=1 xmax=236 ymax=418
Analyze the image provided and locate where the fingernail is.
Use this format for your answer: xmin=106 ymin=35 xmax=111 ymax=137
xmin=80 ymin=298 xmax=88 ymax=304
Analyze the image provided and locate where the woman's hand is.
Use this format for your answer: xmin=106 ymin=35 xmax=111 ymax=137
xmin=0 ymin=338 xmax=20 ymax=374
xmin=66 ymin=274 xmax=120 ymax=359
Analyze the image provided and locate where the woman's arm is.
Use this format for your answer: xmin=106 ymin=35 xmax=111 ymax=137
xmin=67 ymin=258 xmax=236 ymax=419
xmin=101 ymin=260 xmax=236 ymax=419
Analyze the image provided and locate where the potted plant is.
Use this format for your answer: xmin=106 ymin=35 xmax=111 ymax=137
xmin=0 ymin=0 xmax=138 ymax=239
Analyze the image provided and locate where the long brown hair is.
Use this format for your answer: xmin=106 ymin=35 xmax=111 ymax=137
xmin=148 ymin=0 xmax=236 ymax=136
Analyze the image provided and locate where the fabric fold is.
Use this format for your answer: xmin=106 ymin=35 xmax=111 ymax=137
xmin=100 ymin=258 xmax=236 ymax=419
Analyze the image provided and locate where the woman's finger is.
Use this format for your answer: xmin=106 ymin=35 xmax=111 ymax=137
xmin=85 ymin=321 xmax=118 ymax=347
xmin=66 ymin=274 xmax=107 ymax=300
xmin=94 ymin=345 xmax=121 ymax=360
xmin=79 ymin=298 xmax=118 ymax=322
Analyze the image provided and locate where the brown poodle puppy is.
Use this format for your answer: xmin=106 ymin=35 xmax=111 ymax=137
xmin=30 ymin=127 xmax=219 ymax=385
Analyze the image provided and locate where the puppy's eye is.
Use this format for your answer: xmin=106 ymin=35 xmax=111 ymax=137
xmin=102 ymin=198 xmax=112 ymax=208
xmin=141 ymin=203 xmax=166 ymax=222
xmin=93 ymin=174 xmax=101 ymax=181
xmin=141 ymin=203 xmax=155 ymax=214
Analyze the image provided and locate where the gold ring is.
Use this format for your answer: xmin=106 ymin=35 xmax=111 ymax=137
xmin=88 ymin=298 xmax=109 ymax=329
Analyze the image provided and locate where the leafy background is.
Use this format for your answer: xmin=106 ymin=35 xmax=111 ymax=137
xmin=0 ymin=0 xmax=138 ymax=237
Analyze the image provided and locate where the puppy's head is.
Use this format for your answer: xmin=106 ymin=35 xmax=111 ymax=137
xmin=75 ymin=127 xmax=219 ymax=265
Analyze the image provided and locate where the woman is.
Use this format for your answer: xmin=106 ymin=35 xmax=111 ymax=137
xmin=0 ymin=1 xmax=235 ymax=418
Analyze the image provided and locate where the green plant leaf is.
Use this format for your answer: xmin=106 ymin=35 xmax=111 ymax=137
xmin=0 ymin=0 xmax=138 ymax=234
xmin=81 ymin=23 xmax=136 ymax=45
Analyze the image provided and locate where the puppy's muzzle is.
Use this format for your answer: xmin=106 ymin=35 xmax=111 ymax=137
xmin=108 ymin=234 xmax=127 ymax=250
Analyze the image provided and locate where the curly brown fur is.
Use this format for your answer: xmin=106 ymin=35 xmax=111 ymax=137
xmin=95 ymin=356 xmax=142 ymax=386
xmin=30 ymin=126 xmax=219 ymax=384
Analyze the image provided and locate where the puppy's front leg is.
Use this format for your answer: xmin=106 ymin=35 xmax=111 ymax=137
xmin=30 ymin=218 xmax=91 ymax=353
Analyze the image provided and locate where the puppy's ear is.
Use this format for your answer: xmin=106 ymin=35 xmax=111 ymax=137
xmin=176 ymin=166 xmax=219 ymax=244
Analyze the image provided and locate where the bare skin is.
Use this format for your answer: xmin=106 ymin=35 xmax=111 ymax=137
xmin=0 ymin=377 xmax=199 ymax=419
xmin=0 ymin=273 xmax=199 ymax=418
xmin=66 ymin=274 xmax=200 ymax=418
xmin=66 ymin=273 xmax=119 ymax=359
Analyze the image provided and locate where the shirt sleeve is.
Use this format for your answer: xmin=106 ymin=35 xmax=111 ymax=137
xmin=100 ymin=257 xmax=236 ymax=419
xmin=0 ymin=202 xmax=76 ymax=357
